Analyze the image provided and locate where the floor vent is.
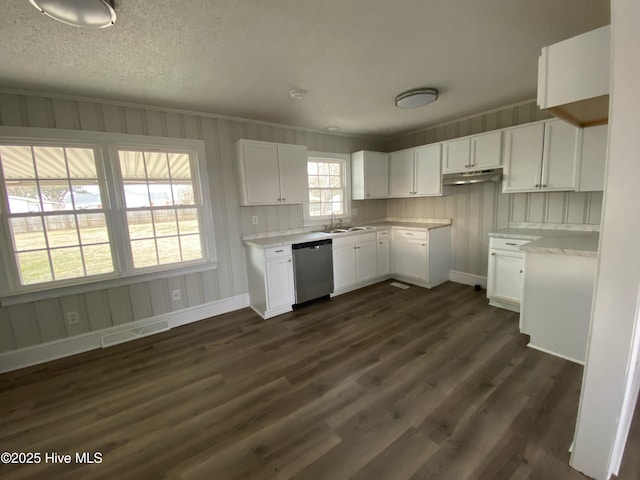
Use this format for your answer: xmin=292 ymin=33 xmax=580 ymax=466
xmin=101 ymin=320 xmax=170 ymax=348
xmin=389 ymin=282 xmax=410 ymax=289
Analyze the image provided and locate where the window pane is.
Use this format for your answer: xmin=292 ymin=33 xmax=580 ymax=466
xmin=10 ymin=217 xmax=46 ymax=251
xmin=181 ymin=234 xmax=202 ymax=261
xmin=77 ymin=214 xmax=109 ymax=244
xmin=329 ymin=175 xmax=341 ymax=187
xmin=321 ymin=190 xmax=333 ymax=203
xmin=0 ymin=146 xmax=35 ymax=179
xmin=329 ymin=163 xmax=341 ymax=175
xmin=308 ymin=176 xmax=319 ymax=188
xmin=33 ymin=146 xmax=67 ymax=179
xmin=172 ymin=184 xmax=194 ymax=205
xmin=123 ymin=183 xmax=151 ymax=207
xmin=149 ymin=184 xmax=173 ymax=206
xmin=319 ymin=176 xmax=330 ymax=188
xmin=127 ymin=211 xmax=154 ymax=239
xmin=321 ymin=203 xmax=332 ymax=215
xmin=168 ymin=153 xmax=192 ymax=179
xmin=177 ymin=208 xmax=199 ymax=234
xmin=45 ymin=215 xmax=78 ymax=248
xmin=309 ymin=189 xmax=321 ymax=202
xmin=50 ymin=247 xmax=84 ymax=280
xmin=153 ymin=209 xmax=178 ymax=237
xmin=82 ymin=244 xmax=114 ymax=275
xmin=157 ymin=236 xmax=181 ymax=264
xmin=332 ymin=202 xmax=343 ymax=214
xmin=307 ymin=162 xmax=318 ymax=175
xmin=66 ymin=148 xmax=97 ymax=178
xmin=5 ymin=184 xmax=41 ymax=213
xmin=16 ymin=251 xmax=52 ymax=285
xmin=69 ymin=181 xmax=101 ymax=210
xmin=145 ymin=152 xmax=170 ymax=179
xmin=318 ymin=163 xmax=330 ymax=175
xmin=38 ymin=180 xmax=71 ymax=211
xmin=309 ymin=204 xmax=321 ymax=217
xmin=131 ymin=239 xmax=158 ymax=268
xmin=119 ymin=151 xmax=146 ymax=179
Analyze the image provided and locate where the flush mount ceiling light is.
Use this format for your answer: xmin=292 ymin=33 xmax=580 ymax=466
xmin=325 ymin=126 xmax=340 ymax=132
xmin=29 ymin=0 xmax=116 ymax=28
xmin=395 ymin=88 xmax=439 ymax=109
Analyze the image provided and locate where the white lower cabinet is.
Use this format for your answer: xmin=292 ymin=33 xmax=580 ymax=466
xmin=486 ymin=237 xmax=528 ymax=313
xmin=245 ymin=245 xmax=294 ymax=319
xmin=391 ymin=227 xmax=451 ymax=288
xmin=332 ymin=233 xmax=377 ymax=293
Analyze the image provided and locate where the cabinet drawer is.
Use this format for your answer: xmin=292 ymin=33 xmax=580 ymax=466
xmin=333 ymin=232 xmax=376 ymax=248
xmin=489 ymin=238 xmax=530 ymax=252
xmin=393 ymin=229 xmax=428 ymax=241
xmin=265 ymin=245 xmax=292 ymax=259
xmin=377 ymin=229 xmax=390 ymax=240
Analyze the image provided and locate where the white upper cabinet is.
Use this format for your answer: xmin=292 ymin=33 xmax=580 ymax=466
xmin=443 ymin=131 xmax=502 ymax=173
xmin=235 ymin=139 xmax=308 ymax=206
xmin=576 ymin=124 xmax=607 ymax=192
xmin=351 ymin=151 xmax=389 ymax=199
xmin=389 ymin=144 xmax=442 ymax=198
xmin=537 ymin=25 xmax=610 ymax=127
xmin=502 ymin=119 xmax=579 ymax=193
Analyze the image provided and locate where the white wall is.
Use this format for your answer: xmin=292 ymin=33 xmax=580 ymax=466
xmin=570 ymin=2 xmax=640 ymax=478
xmin=0 ymin=92 xmax=381 ymax=355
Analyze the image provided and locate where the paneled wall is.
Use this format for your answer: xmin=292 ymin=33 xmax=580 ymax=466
xmin=0 ymin=92 xmax=381 ymax=353
xmin=382 ymin=100 xmax=604 ymax=277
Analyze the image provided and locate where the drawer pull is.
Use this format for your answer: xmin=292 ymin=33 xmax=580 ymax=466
xmin=275 ymin=249 xmax=284 ymax=253
xmin=491 ymin=252 xmax=496 ymax=256
xmin=519 ymin=269 xmax=523 ymax=273
xmin=505 ymin=242 xmax=517 ymax=246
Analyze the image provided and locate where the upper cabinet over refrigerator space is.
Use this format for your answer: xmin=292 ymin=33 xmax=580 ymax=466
xmin=537 ymin=25 xmax=610 ymax=128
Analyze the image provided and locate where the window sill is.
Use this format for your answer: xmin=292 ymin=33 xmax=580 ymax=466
xmin=0 ymin=261 xmax=219 ymax=307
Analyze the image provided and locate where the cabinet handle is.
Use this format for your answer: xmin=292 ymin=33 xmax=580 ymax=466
xmin=541 ymin=185 xmax=546 ymax=188
xmin=367 ymin=194 xmax=370 ymax=197
xmin=277 ymin=197 xmax=281 ymax=201
xmin=422 ymin=243 xmax=426 ymax=246
xmin=534 ymin=185 xmax=540 ymax=188
xmin=519 ymin=269 xmax=523 ymax=273
xmin=491 ymin=252 xmax=496 ymax=256
xmin=465 ymin=164 xmax=469 ymax=168
xmin=505 ymin=242 xmax=517 ymax=246
xmin=275 ymin=249 xmax=284 ymax=253
xmin=282 ymin=197 xmax=286 ymax=201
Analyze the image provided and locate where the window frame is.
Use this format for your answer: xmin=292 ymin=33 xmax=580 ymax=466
xmin=0 ymin=127 xmax=217 ymax=304
xmin=303 ymin=151 xmax=351 ymax=227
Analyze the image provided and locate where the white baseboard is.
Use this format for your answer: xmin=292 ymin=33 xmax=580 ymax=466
xmin=0 ymin=294 xmax=250 ymax=373
xmin=449 ymin=270 xmax=487 ymax=289
xmin=526 ymin=342 xmax=585 ymax=365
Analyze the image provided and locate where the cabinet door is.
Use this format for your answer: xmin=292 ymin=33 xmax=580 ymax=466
xmin=277 ymin=144 xmax=308 ymax=203
xmin=576 ymin=124 xmax=607 ymax=192
xmin=364 ymin=152 xmax=389 ymax=198
xmin=502 ymin=123 xmax=545 ymax=193
xmin=377 ymin=239 xmax=390 ymax=276
xmin=487 ymin=250 xmax=524 ymax=304
xmin=389 ymin=149 xmax=415 ymax=197
xmin=333 ymin=245 xmax=357 ymax=291
xmin=415 ymin=144 xmax=442 ymax=196
xmin=472 ymin=131 xmax=503 ymax=169
xmin=393 ymin=239 xmax=428 ymax=282
xmin=356 ymin=241 xmax=378 ymax=283
xmin=541 ymin=119 xmax=579 ymax=191
xmin=265 ymin=257 xmax=294 ymax=311
xmin=241 ymin=141 xmax=281 ymax=204
xmin=443 ymin=138 xmax=471 ymax=172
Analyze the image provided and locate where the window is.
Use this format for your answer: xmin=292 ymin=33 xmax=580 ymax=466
xmin=0 ymin=128 xmax=215 ymax=295
xmin=306 ymin=152 xmax=350 ymax=222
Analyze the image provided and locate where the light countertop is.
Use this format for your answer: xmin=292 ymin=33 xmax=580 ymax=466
xmin=490 ymin=225 xmax=599 ymax=257
xmin=243 ymin=220 xmax=451 ymax=248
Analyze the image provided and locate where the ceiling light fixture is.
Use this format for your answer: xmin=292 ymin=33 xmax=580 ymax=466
xmin=29 ymin=0 xmax=116 ymax=28
xmin=289 ymin=89 xmax=306 ymax=100
xmin=395 ymin=87 xmax=439 ymax=109
xmin=325 ymin=126 xmax=340 ymax=132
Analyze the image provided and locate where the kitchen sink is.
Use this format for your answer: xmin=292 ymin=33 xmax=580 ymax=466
xmin=316 ymin=226 xmax=376 ymax=234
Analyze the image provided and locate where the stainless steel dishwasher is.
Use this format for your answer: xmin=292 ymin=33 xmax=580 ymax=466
xmin=292 ymin=238 xmax=334 ymax=306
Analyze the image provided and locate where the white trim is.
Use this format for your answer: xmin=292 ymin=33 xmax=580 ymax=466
xmin=304 ymin=151 xmax=351 ymax=227
xmin=526 ymin=342 xmax=585 ymax=365
xmin=0 ymin=293 xmax=250 ymax=373
xmin=449 ymin=270 xmax=488 ymax=289
xmin=0 ymin=88 xmax=378 ymax=141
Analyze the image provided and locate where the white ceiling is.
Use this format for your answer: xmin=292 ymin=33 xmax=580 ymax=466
xmin=0 ymin=0 xmax=610 ymax=137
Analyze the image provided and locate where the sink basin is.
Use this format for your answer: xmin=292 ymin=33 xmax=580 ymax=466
xmin=315 ymin=226 xmax=376 ymax=235
xmin=347 ymin=226 xmax=373 ymax=231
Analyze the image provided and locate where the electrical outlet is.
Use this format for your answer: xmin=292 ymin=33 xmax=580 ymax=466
xmin=171 ymin=289 xmax=181 ymax=301
xmin=66 ymin=311 xmax=79 ymax=325
xmin=252 ymin=216 xmax=259 ymax=225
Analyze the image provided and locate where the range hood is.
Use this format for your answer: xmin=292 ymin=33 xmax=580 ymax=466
xmin=442 ymin=169 xmax=502 ymax=186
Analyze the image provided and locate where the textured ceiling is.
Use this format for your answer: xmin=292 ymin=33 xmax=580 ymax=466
xmin=0 ymin=0 xmax=610 ymax=137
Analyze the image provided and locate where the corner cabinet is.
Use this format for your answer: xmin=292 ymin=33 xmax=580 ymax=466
xmin=245 ymin=245 xmax=295 ymax=319
xmin=442 ymin=131 xmax=502 ymax=173
xmin=351 ymin=151 xmax=389 ymax=199
xmin=391 ymin=226 xmax=451 ymax=288
xmin=235 ymin=139 xmax=308 ymax=206
xmin=389 ymin=144 xmax=442 ymax=198
xmin=486 ymin=237 xmax=528 ymax=313
xmin=502 ymin=119 xmax=580 ymax=193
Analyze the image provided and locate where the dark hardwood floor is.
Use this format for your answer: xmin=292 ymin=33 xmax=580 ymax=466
xmin=0 ymin=281 xmax=638 ymax=479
